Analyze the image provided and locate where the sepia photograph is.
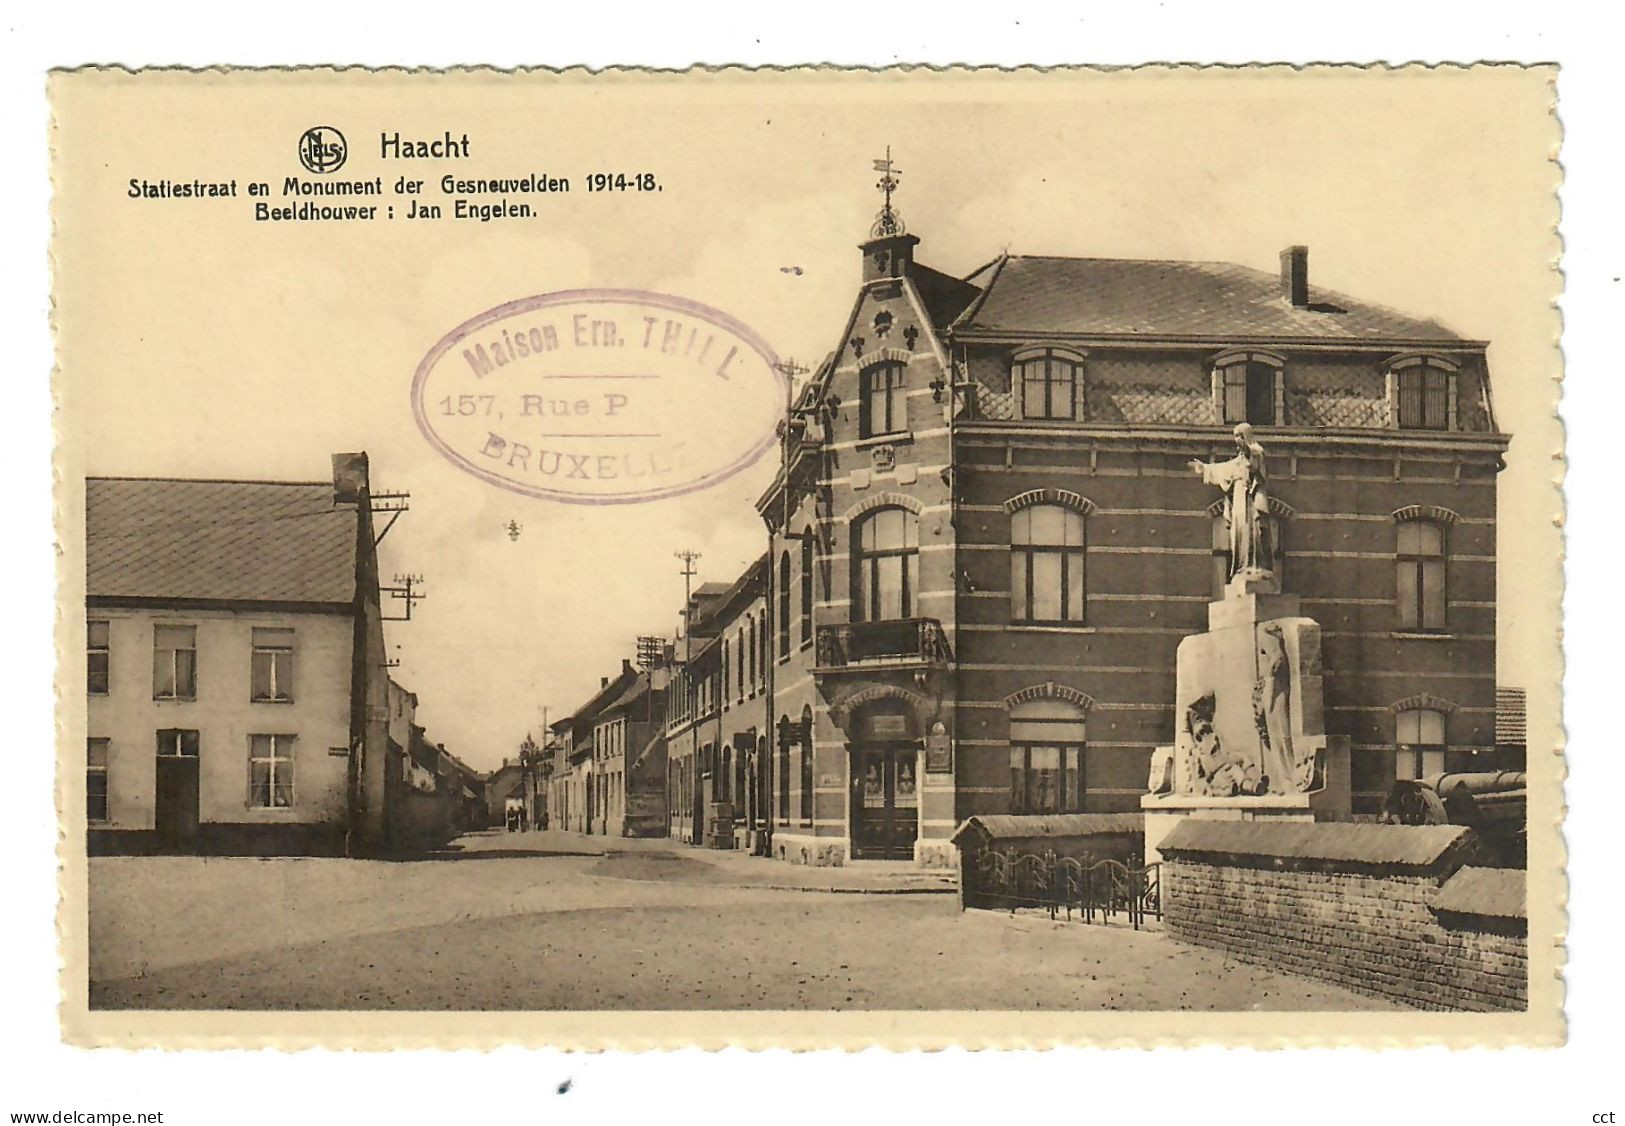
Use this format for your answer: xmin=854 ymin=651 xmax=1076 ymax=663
xmin=49 ymin=64 xmax=1561 ymax=1048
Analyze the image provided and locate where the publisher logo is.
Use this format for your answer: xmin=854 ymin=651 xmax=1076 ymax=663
xmin=298 ymin=126 xmax=348 ymax=174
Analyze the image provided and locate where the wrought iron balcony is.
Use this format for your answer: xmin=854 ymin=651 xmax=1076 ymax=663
xmin=814 ymin=618 xmax=952 ymax=671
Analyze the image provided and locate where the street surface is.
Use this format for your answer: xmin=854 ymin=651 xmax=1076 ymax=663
xmin=89 ymin=830 xmax=1396 ymax=1011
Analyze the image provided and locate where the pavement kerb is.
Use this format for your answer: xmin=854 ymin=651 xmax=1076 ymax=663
xmin=583 ymin=870 xmax=956 ymax=895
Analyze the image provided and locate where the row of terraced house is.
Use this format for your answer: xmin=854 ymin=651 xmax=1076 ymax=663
xmin=542 ymin=211 xmax=1527 ymax=868
xmin=82 ymin=452 xmax=484 ymax=856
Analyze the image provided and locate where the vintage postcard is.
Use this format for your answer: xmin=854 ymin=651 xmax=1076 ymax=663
xmin=52 ymin=64 xmax=1563 ymax=1048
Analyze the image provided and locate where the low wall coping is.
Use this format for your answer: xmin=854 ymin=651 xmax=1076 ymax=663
xmin=1159 ymin=820 xmax=1475 ymax=872
xmin=1433 ymin=865 xmax=1527 ymax=920
xmin=951 ymin=813 xmax=1144 ymax=847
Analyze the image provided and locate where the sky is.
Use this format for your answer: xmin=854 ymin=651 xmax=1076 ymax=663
xmin=54 ymin=67 xmax=1560 ymax=771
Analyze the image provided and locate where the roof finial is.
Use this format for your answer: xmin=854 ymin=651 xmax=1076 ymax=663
xmin=870 ymin=146 xmax=905 ymax=238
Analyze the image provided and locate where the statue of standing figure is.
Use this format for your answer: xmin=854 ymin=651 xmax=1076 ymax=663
xmin=1189 ymin=422 xmax=1273 ymax=580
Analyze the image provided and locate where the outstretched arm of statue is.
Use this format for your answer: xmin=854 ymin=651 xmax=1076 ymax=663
xmin=1191 ymin=454 xmax=1245 ymax=489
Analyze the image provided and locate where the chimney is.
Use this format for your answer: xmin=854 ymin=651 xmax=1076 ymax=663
xmin=1280 ymin=246 xmax=1309 ymax=308
xmin=622 ymin=658 xmax=634 ymax=675
xmin=601 ymin=676 xmax=609 ymax=689
xmin=331 ymin=451 xmax=370 ymax=504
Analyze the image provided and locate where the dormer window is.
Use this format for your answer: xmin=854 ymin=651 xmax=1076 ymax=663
xmin=1211 ymin=350 xmax=1284 ymax=427
xmin=1012 ymin=348 xmax=1082 ymax=421
xmin=1388 ymin=354 xmax=1458 ymax=431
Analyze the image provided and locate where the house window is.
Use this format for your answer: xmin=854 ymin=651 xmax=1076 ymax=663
xmin=249 ymin=734 xmax=296 ymax=808
xmin=777 ymin=551 xmax=792 ymax=659
xmin=1008 ymin=698 xmax=1087 ymax=814
xmin=720 ymin=638 xmax=729 ymax=707
xmin=1011 ymin=504 xmax=1086 ymax=623
xmin=1221 ymin=359 xmax=1278 ymax=426
xmin=156 ymin=728 xmax=199 ymax=758
xmin=88 ymin=620 xmax=110 ymax=695
xmin=776 ymin=717 xmax=791 ymax=824
xmin=860 ymin=361 xmax=908 ymax=437
xmin=1396 ymin=708 xmax=1446 ymax=780
xmin=747 ymin=615 xmax=757 ymax=691
xmin=1396 ymin=360 xmax=1452 ymax=430
xmin=152 ymin=625 xmax=197 ymax=700
xmin=853 ymin=507 xmax=919 ymax=622
xmin=250 ymin=627 xmax=295 ymax=702
xmin=736 ymin=629 xmax=746 ymax=702
xmin=87 ymin=738 xmax=110 ymax=822
xmin=1396 ymin=520 xmax=1447 ymax=631
xmin=1014 ymin=350 xmax=1080 ymax=421
xmin=800 ymin=534 xmax=814 ymax=646
xmin=799 ymin=707 xmax=814 ymax=824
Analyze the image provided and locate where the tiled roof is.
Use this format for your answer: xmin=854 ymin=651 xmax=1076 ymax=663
xmin=87 ymin=478 xmax=358 ymax=605
xmin=1433 ymin=866 xmax=1526 ymax=920
xmin=954 ymin=255 xmax=1464 ymax=342
xmin=1496 ymin=687 xmax=1528 ymax=746
xmin=1159 ymin=820 xmax=1474 ymax=870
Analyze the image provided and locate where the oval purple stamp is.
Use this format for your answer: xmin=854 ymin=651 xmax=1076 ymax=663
xmin=412 ymin=289 xmax=786 ymax=504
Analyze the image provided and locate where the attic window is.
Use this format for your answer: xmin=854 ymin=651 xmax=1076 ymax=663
xmin=1388 ymin=355 xmax=1458 ymax=431
xmin=1211 ymin=351 xmax=1284 ymax=426
xmin=1012 ymin=348 xmax=1082 ymax=421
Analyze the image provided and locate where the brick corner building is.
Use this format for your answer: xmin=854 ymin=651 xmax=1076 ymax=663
xmin=738 ymin=204 xmax=1508 ymax=866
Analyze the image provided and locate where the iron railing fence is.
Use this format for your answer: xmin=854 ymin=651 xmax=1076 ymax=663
xmin=815 ymin=618 xmax=952 ymax=668
xmin=966 ymin=847 xmax=1162 ymax=930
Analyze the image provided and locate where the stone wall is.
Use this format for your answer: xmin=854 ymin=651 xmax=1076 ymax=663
xmin=1160 ymin=821 xmax=1526 ymax=1012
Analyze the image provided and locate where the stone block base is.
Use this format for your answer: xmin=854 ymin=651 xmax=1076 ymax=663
xmin=915 ymin=839 xmax=957 ymax=869
xmin=772 ymin=833 xmax=847 ymax=867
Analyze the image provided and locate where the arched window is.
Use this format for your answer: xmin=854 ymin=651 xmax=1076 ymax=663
xmin=747 ymin=615 xmax=757 ymax=691
xmin=1221 ymin=359 xmax=1278 ymax=425
xmin=777 ymin=551 xmax=792 ymax=659
xmin=1396 ymin=519 xmax=1447 ymax=631
xmin=860 ymin=360 xmax=908 ymax=437
xmin=799 ymin=705 xmax=814 ymax=824
xmin=1009 ymin=697 xmax=1087 ymax=813
xmin=1011 ymin=504 xmax=1086 ymax=623
xmin=800 ymin=534 xmax=815 ymax=646
xmin=853 ymin=507 xmax=919 ymax=621
xmin=1396 ymin=708 xmax=1447 ymax=780
xmin=1392 ymin=356 xmax=1455 ymax=430
xmin=776 ymin=714 xmax=792 ymax=824
xmin=1013 ymin=349 xmax=1081 ymax=421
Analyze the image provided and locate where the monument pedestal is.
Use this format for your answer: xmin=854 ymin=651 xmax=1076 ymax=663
xmin=1142 ymin=737 xmax=1350 ymax=865
xmin=1142 ymin=571 xmax=1351 ymax=865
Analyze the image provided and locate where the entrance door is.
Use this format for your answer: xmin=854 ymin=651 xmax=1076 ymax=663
xmin=154 ymin=729 xmax=200 ymax=849
xmin=850 ymin=744 xmax=919 ymax=860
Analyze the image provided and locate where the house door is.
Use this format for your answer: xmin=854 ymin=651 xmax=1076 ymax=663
xmin=154 ymin=729 xmax=200 ymax=848
xmin=849 ymin=744 xmax=918 ymax=860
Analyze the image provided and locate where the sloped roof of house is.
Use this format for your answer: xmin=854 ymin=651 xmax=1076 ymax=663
xmin=1433 ymin=865 xmax=1526 ymax=920
xmin=86 ymin=477 xmax=358 ymax=605
xmin=1496 ymin=687 xmax=1528 ymax=746
xmin=951 ymin=255 xmax=1465 ymax=343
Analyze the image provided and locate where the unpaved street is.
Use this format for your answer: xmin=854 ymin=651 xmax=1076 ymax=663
xmin=89 ymin=831 xmax=1396 ymax=1011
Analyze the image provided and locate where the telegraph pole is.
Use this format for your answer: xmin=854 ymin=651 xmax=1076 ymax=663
xmin=675 ymin=549 xmax=701 ymax=844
